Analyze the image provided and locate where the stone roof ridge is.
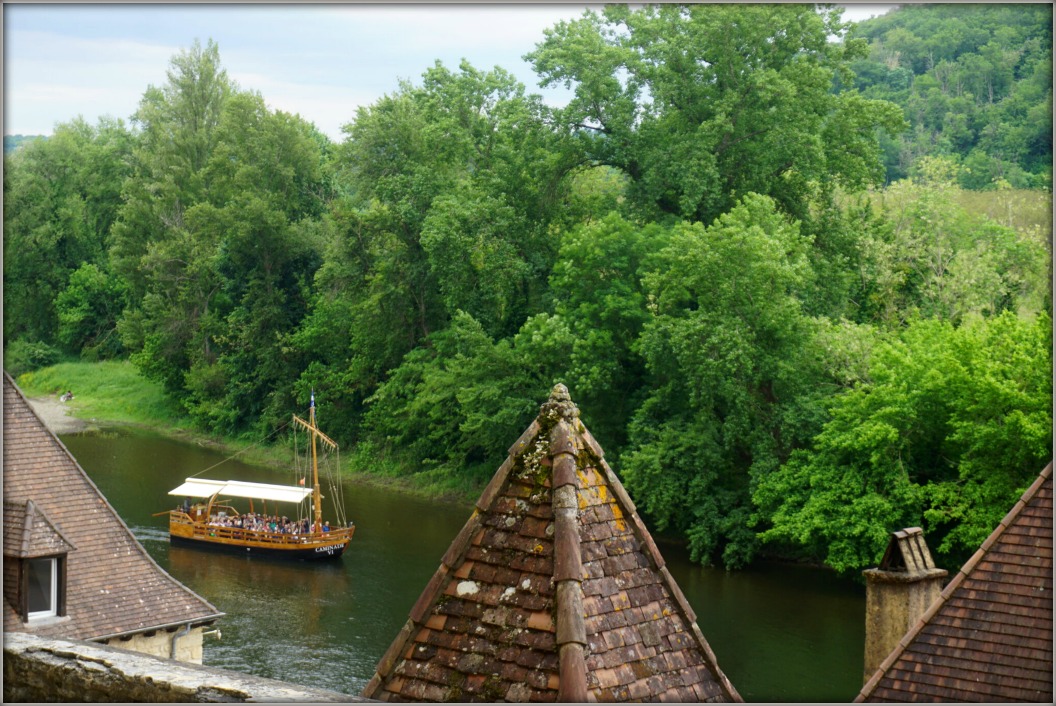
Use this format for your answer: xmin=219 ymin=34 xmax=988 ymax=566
xmin=550 ymin=411 xmax=587 ymax=702
xmin=540 ymin=382 xmax=579 ymax=423
xmin=363 ymin=383 xmax=742 ymax=702
xmin=855 ymin=461 xmax=1054 ymax=703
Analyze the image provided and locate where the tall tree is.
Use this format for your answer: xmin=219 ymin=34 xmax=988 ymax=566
xmin=111 ymin=38 xmax=234 ymax=301
xmin=176 ymin=92 xmax=328 ymax=433
xmin=527 ymin=4 xmax=904 ymax=224
xmin=3 ymin=116 xmax=132 ymax=348
xmin=621 ymin=194 xmax=828 ymax=568
xmin=297 ymin=60 xmax=571 ymax=441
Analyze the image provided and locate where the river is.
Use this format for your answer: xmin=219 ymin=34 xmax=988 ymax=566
xmin=60 ymin=426 xmax=866 ymax=702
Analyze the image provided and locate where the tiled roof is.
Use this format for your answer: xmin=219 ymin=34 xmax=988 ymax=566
xmin=3 ymin=499 xmax=77 ymax=558
xmin=363 ymin=384 xmax=741 ymax=702
xmin=2 ymin=372 xmax=223 ymax=639
xmin=857 ymin=462 xmax=1053 ymax=703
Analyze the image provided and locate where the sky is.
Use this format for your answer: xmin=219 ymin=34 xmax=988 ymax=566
xmin=2 ymin=3 xmax=895 ymax=141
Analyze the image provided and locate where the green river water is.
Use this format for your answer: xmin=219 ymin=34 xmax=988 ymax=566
xmin=60 ymin=426 xmax=866 ymax=702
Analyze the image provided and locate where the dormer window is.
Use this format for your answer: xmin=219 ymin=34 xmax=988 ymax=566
xmin=3 ymin=499 xmax=75 ymax=624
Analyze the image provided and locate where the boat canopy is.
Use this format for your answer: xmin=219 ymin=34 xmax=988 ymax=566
xmin=168 ymin=478 xmax=313 ymax=504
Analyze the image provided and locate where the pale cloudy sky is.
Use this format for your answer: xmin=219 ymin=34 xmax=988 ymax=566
xmin=2 ymin=3 xmax=894 ymax=141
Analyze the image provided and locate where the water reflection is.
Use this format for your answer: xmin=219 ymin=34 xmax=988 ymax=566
xmin=61 ymin=426 xmax=866 ymax=701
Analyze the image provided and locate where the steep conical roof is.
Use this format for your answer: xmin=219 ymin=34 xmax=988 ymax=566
xmin=363 ymin=384 xmax=741 ymax=702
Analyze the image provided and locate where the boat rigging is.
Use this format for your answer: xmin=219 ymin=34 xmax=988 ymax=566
xmin=159 ymin=392 xmax=354 ymax=560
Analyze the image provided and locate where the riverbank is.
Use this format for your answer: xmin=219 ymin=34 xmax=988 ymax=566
xmin=28 ymin=395 xmax=93 ymax=435
xmin=16 ymin=361 xmax=478 ymax=508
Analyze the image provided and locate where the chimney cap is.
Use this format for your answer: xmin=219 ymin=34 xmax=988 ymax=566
xmin=878 ymin=527 xmax=937 ymax=573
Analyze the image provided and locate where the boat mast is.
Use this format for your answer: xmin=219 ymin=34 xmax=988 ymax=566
xmin=310 ymin=390 xmax=322 ymax=532
xmin=292 ymin=395 xmax=338 ymax=534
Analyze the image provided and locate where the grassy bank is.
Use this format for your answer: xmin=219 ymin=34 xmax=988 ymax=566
xmin=15 ymin=360 xmax=479 ymax=505
xmin=17 ymin=361 xmax=192 ymax=430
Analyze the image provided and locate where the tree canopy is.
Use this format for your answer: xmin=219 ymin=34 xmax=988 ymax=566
xmin=5 ymin=5 xmax=1051 ymax=576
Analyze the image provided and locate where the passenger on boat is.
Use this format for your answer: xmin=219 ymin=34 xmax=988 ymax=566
xmin=322 ymin=521 xmax=330 ymax=533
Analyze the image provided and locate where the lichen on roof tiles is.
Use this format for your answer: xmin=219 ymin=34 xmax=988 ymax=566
xmin=363 ymin=383 xmax=741 ymax=703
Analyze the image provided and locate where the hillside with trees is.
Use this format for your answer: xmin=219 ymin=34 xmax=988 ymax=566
xmin=847 ymin=2 xmax=1052 ymax=187
xmin=5 ymin=5 xmax=1051 ymax=577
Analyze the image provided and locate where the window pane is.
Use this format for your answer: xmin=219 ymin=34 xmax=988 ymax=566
xmin=27 ymin=558 xmax=56 ymax=617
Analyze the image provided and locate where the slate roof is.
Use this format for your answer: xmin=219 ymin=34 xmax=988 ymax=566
xmin=2 ymin=372 xmax=223 ymax=639
xmin=363 ymin=384 xmax=741 ymax=703
xmin=857 ymin=461 xmax=1053 ymax=703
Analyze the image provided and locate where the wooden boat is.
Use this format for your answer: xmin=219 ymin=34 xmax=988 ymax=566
xmin=160 ymin=395 xmax=354 ymax=561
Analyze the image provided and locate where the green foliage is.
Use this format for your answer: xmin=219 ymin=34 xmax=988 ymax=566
xmin=755 ymin=313 xmax=1052 ymax=574
xmin=622 ymin=194 xmax=828 ymax=568
xmin=55 ymin=263 xmax=128 ymax=358
xmin=365 ymin=311 xmax=574 ymax=479
xmin=3 ymin=117 xmax=132 ymax=347
xmin=859 ymin=157 xmax=1050 ymax=324
xmin=3 ymin=340 xmax=64 ymax=377
xmin=548 ymin=212 xmax=669 ymax=450
xmin=421 ymin=181 xmax=532 ymax=335
xmin=847 ymin=3 xmax=1052 ymax=185
xmin=528 ymin=3 xmax=904 ymax=223
xmin=923 ymin=312 xmax=1053 ymax=555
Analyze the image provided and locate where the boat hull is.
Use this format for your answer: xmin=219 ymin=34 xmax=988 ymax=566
xmin=167 ymin=513 xmax=354 ymax=562
xmin=170 ymin=533 xmax=350 ymax=561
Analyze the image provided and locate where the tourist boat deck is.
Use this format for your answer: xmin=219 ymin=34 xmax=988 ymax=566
xmin=160 ymin=395 xmax=354 ymax=561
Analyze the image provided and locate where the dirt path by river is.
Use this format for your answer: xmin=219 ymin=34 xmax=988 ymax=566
xmin=27 ymin=396 xmax=91 ymax=435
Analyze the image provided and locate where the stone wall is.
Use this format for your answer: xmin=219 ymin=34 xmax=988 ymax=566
xmin=3 ymin=632 xmax=371 ymax=702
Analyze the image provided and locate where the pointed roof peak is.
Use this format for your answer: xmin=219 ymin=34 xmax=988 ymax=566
xmin=540 ymin=382 xmax=578 ymax=422
xmin=3 ymin=498 xmax=77 ymax=559
xmin=364 ymin=386 xmax=741 ymax=702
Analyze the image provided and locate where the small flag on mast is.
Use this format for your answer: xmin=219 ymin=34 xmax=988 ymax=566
xmin=311 ymin=390 xmax=315 ymax=409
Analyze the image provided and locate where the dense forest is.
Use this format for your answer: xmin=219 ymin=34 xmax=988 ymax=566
xmin=4 ymin=4 xmax=1051 ymax=575
xmin=847 ymin=3 xmax=1052 ymax=187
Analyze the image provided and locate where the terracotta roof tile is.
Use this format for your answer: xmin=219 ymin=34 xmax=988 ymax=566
xmin=857 ymin=462 xmax=1053 ymax=703
xmin=363 ymin=384 xmax=741 ymax=702
xmin=2 ymin=372 xmax=223 ymax=639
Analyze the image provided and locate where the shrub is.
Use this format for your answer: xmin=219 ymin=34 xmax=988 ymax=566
xmin=3 ymin=340 xmax=62 ymax=377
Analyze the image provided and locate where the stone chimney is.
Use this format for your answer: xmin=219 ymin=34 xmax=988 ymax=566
xmin=862 ymin=527 xmax=947 ymax=683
